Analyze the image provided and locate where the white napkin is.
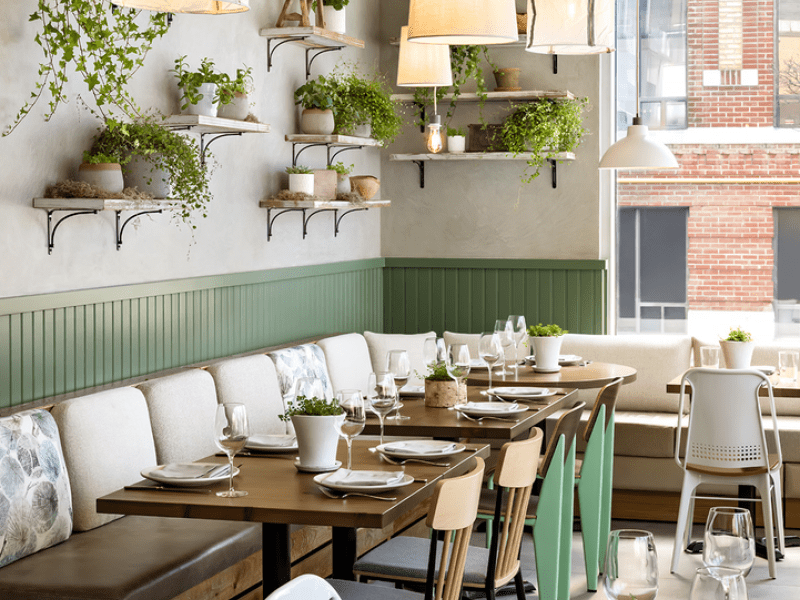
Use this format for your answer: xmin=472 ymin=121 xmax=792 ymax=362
xmin=247 ymin=434 xmax=296 ymax=447
xmin=464 ymin=402 xmax=518 ymax=412
xmin=383 ymin=441 xmax=457 ymax=455
xmin=323 ymin=469 xmax=405 ymax=486
xmin=158 ymin=463 xmax=230 ymax=479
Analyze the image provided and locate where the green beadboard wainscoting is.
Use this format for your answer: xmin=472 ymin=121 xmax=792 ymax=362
xmin=383 ymin=258 xmax=607 ymax=336
xmin=0 ymin=259 xmax=384 ymax=410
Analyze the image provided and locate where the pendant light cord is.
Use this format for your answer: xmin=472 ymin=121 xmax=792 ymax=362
xmin=634 ymin=0 xmax=641 ymax=125
xmin=433 ymin=86 xmax=438 ymax=117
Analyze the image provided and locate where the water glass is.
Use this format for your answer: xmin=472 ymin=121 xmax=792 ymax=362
xmin=386 ymin=350 xmax=411 ymax=421
xmin=701 ymin=346 xmax=720 ymax=368
xmin=604 ymin=529 xmax=659 ymax=600
xmin=293 ymin=376 xmax=326 ymax=401
xmin=213 ymin=403 xmax=249 ymax=498
xmin=493 ymin=319 xmax=515 ymax=380
xmin=703 ymin=507 xmax=755 ymax=576
xmin=508 ymin=315 xmax=527 ymax=381
xmin=779 ymin=350 xmax=799 ymax=384
xmin=423 ymin=337 xmax=438 ymax=369
xmin=478 ymin=332 xmax=503 ymax=389
xmin=689 ymin=566 xmax=748 ymax=600
xmin=334 ymin=389 xmax=365 ymax=469
xmin=368 ymin=371 xmax=397 ymax=445
xmin=446 ymin=343 xmax=471 ymax=406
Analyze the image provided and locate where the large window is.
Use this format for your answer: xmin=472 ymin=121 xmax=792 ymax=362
xmin=774 ymin=209 xmax=800 ymax=335
xmin=778 ymin=0 xmax=800 ymax=126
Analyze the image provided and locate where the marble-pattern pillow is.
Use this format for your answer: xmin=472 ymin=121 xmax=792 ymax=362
xmin=0 ymin=409 xmax=72 ymax=568
xmin=268 ymin=344 xmax=334 ymax=400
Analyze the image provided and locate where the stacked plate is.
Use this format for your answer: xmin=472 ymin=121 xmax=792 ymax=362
xmin=485 ymin=387 xmax=556 ymax=402
xmin=455 ymin=402 xmax=528 ymax=418
xmin=523 ymin=354 xmax=583 ymax=366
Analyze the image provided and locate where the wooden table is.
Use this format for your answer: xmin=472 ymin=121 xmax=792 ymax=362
xmin=467 ymin=362 xmax=637 ymax=389
xmin=667 ymin=371 xmax=800 ymax=396
xmin=97 ymin=440 xmax=489 ymax=597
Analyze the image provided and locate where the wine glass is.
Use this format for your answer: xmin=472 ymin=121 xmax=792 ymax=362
xmin=603 ymin=529 xmax=659 ymax=600
xmin=478 ymin=332 xmax=503 ymax=390
xmin=423 ymin=337 xmax=438 ymax=370
xmin=435 ymin=337 xmax=447 ymax=364
xmin=334 ymin=389 xmax=365 ymax=470
xmin=213 ymin=403 xmax=249 ymax=498
xmin=703 ymin=507 xmax=755 ymax=576
xmin=508 ymin=315 xmax=527 ymax=381
xmin=494 ymin=319 xmax=515 ymax=380
xmin=368 ymin=371 xmax=397 ymax=445
xmin=689 ymin=567 xmax=748 ymax=600
xmin=446 ymin=343 xmax=471 ymax=406
xmin=294 ymin=376 xmax=325 ymax=400
xmin=386 ymin=349 xmax=411 ymax=421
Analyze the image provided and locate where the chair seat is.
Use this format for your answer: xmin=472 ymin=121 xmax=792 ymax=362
xmin=686 ymin=453 xmax=780 ymax=477
xmin=329 ymin=579 xmax=422 ymax=599
xmin=478 ymin=488 xmax=540 ymax=521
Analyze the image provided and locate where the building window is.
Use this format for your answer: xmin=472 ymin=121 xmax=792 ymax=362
xmin=773 ymin=209 xmax=800 ymax=335
xmin=778 ymin=0 xmax=800 ymax=126
xmin=618 ymin=207 xmax=689 ymax=334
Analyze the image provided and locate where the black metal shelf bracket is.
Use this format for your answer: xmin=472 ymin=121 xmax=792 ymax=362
xmin=328 ymin=145 xmax=364 ymax=165
xmin=45 ymin=209 xmax=98 ymax=255
xmin=266 ymin=37 xmax=307 ymax=72
xmin=305 ymin=46 xmax=343 ymax=79
xmin=266 ymin=207 xmax=304 ymax=241
xmin=548 ymin=159 xmax=557 ymax=188
xmin=266 ymin=206 xmax=372 ymax=240
xmin=302 ymin=208 xmax=335 ymax=238
xmin=552 ymin=55 xmax=558 ymax=74
xmin=199 ymin=132 xmax=243 ymax=166
xmin=334 ymin=207 xmax=367 ymax=236
xmin=115 ymin=210 xmax=164 ymax=251
xmin=292 ymin=142 xmax=328 ymax=166
xmin=412 ymin=160 xmax=425 ymax=188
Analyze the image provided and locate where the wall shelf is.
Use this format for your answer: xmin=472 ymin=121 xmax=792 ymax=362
xmin=162 ymin=115 xmax=270 ymax=165
xmin=285 ymin=134 xmax=382 ymax=166
xmin=389 ymin=152 xmax=576 ymax=189
xmin=259 ymin=27 xmax=364 ymax=79
xmin=259 ymin=198 xmax=389 ymax=240
xmin=391 ymin=89 xmax=575 ymax=103
xmin=33 ymin=198 xmax=180 ymax=254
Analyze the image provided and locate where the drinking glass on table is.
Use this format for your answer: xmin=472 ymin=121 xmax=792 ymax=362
xmin=701 ymin=346 xmax=721 ymax=368
xmin=446 ymin=343 xmax=471 ymax=406
xmin=689 ymin=567 xmax=748 ymax=600
xmin=368 ymin=371 xmax=397 ymax=445
xmin=703 ymin=507 xmax=755 ymax=576
xmin=779 ymin=350 xmax=799 ymax=384
xmin=478 ymin=332 xmax=503 ymax=390
xmin=494 ymin=319 xmax=515 ymax=380
xmin=507 ymin=315 xmax=527 ymax=381
xmin=386 ymin=349 xmax=411 ymax=421
xmin=214 ymin=403 xmax=249 ymax=498
xmin=603 ymin=529 xmax=658 ymax=600
xmin=334 ymin=389 xmax=365 ymax=469
xmin=423 ymin=337 xmax=438 ymax=369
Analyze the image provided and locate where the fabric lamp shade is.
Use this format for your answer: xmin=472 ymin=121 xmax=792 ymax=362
xmin=397 ymin=27 xmax=453 ymax=87
xmin=599 ymin=119 xmax=679 ymax=169
xmin=407 ymin=0 xmax=518 ymax=45
xmin=112 ymin=0 xmax=249 ymax=14
xmin=525 ymin=0 xmax=614 ymax=54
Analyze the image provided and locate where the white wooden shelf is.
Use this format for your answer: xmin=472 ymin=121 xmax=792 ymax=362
xmin=259 ymin=198 xmax=389 ymax=241
xmin=285 ymin=134 xmax=382 ymax=166
xmin=259 ymin=27 xmax=364 ymax=79
xmin=163 ymin=115 xmax=270 ymax=165
xmin=33 ymin=198 xmax=180 ymax=254
xmin=391 ymin=90 xmax=575 ymax=103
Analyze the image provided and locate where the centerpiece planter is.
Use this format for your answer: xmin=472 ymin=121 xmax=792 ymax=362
xmin=719 ymin=327 xmax=754 ymax=369
xmin=528 ymin=323 xmax=568 ymax=373
xmin=291 ymin=414 xmax=342 ymax=468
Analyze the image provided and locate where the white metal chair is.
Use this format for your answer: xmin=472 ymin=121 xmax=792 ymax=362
xmin=265 ymin=574 xmax=342 ymax=600
xmin=670 ymin=367 xmax=784 ymax=578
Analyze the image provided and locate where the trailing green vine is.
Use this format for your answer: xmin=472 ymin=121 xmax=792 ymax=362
xmin=4 ymin=0 xmax=169 ymax=136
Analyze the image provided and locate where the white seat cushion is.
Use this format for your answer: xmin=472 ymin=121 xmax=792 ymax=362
xmin=317 ymin=333 xmax=374 ymax=394
xmin=363 ymin=331 xmax=436 ymax=385
xmin=268 ymin=344 xmax=335 ymax=400
xmin=51 ymin=387 xmax=157 ymax=531
xmin=137 ymin=369 xmax=219 ymax=464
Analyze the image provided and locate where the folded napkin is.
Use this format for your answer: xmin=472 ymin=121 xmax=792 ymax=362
xmin=384 ymin=441 xmax=457 ymax=455
xmin=323 ymin=469 xmax=405 ymax=486
xmin=247 ymin=434 xmax=296 ymax=447
xmin=158 ymin=463 xmax=230 ymax=479
xmin=464 ymin=402 xmax=518 ymax=412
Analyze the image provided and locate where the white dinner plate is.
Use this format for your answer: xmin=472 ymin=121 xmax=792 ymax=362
xmin=313 ymin=471 xmax=414 ymax=493
xmin=141 ymin=463 xmax=239 ymax=487
xmin=246 ymin=434 xmax=298 ymax=453
xmin=486 ymin=387 xmax=554 ymax=400
xmin=455 ymin=402 xmax=529 ymax=418
xmin=399 ymin=385 xmax=425 ymax=397
xmin=524 ymin=354 xmax=583 ymax=366
xmin=376 ymin=440 xmax=466 ymax=459
xmin=469 ymin=358 xmax=490 ymax=370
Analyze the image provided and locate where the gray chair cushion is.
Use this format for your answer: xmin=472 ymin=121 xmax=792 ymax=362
xmin=329 ymin=579 xmax=422 ymax=599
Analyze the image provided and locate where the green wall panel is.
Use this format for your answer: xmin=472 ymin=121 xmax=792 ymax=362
xmin=383 ymin=258 xmax=607 ymax=336
xmin=0 ymin=259 xmax=385 ymax=410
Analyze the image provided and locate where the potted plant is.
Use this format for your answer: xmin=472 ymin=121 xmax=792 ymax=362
xmin=494 ymin=67 xmax=521 ymax=91
xmin=720 ymin=327 xmax=755 ymax=369
xmin=422 ymin=363 xmax=465 ymax=408
xmin=279 ymin=395 xmax=343 ymax=468
xmin=76 ymin=151 xmax=124 ymax=195
xmin=329 ymin=69 xmax=403 ymax=146
xmin=171 ymin=56 xmax=222 ymax=117
xmin=313 ymin=0 xmax=348 ymax=33
xmin=294 ymin=76 xmax=336 ymax=134
xmin=327 ymin=162 xmax=353 ymax=195
xmin=217 ymin=66 xmax=254 ymax=121
xmin=500 ymin=98 xmax=587 ymax=183
xmin=446 ymin=126 xmax=466 ymax=154
xmin=527 ymin=323 xmax=568 ymax=373
xmin=286 ymin=165 xmax=315 ymax=195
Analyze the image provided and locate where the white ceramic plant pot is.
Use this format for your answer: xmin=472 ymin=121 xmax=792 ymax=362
xmin=351 ymin=123 xmax=371 ymax=138
xmin=76 ymin=163 xmax=124 ymax=194
xmin=720 ymin=340 xmax=755 ymax=369
xmin=291 ymin=414 xmax=342 ymax=468
xmin=124 ymin=154 xmax=171 ymax=198
xmin=301 ymin=108 xmax=335 ymax=135
xmin=181 ymin=83 xmax=217 ymax=117
xmin=289 ymin=173 xmax=315 ymax=195
xmin=336 ymin=174 xmax=351 ymax=195
xmin=323 ymin=5 xmax=346 ymax=33
xmin=218 ymin=92 xmax=249 ymax=120
xmin=531 ymin=336 xmax=564 ymax=373
xmin=447 ymin=135 xmax=466 ymax=154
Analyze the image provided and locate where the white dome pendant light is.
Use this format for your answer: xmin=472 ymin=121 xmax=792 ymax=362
xmin=112 ymin=0 xmax=249 ymax=14
xmin=407 ymin=0 xmax=518 ymax=45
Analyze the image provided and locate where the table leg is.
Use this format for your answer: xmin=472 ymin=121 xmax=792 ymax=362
xmin=262 ymin=523 xmax=292 ymax=596
xmin=332 ymin=526 xmax=358 ymax=580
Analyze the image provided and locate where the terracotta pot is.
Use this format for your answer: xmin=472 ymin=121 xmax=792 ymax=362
xmin=424 ymin=379 xmax=466 ymax=408
xmin=720 ymin=340 xmax=755 ymax=369
xmin=494 ymin=68 xmax=521 ymax=91
xmin=76 ymin=163 xmax=124 ymax=194
xmin=218 ymin=92 xmax=249 ymax=120
xmin=350 ymin=175 xmax=380 ymax=200
xmin=301 ymin=108 xmax=335 ymax=135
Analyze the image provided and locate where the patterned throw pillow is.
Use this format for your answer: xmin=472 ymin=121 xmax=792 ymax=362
xmin=0 ymin=409 xmax=72 ymax=568
xmin=268 ymin=344 xmax=335 ymax=400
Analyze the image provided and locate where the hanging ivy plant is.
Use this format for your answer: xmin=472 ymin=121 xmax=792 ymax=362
xmin=3 ymin=0 xmax=169 ymax=136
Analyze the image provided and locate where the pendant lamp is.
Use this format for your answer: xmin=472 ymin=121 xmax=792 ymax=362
xmin=397 ymin=26 xmax=453 ymax=88
xmin=112 ymin=0 xmax=249 ymax=14
xmin=407 ymin=0 xmax=518 ymax=45
xmin=526 ymin=0 xmax=615 ymax=54
xmin=599 ymin=0 xmax=677 ymax=169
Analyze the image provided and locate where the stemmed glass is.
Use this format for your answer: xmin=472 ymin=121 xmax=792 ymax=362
xmin=423 ymin=337 xmax=438 ymax=370
xmin=446 ymin=343 xmax=471 ymax=406
xmin=703 ymin=507 xmax=755 ymax=576
xmin=334 ymin=389 xmax=365 ymax=469
xmin=494 ymin=319 xmax=515 ymax=380
xmin=213 ymin=403 xmax=249 ymax=498
xmin=386 ymin=349 xmax=411 ymax=421
xmin=479 ymin=332 xmax=503 ymax=390
xmin=689 ymin=567 xmax=748 ymax=600
xmin=294 ymin=376 xmax=325 ymax=400
xmin=603 ymin=529 xmax=659 ymax=600
xmin=508 ymin=315 xmax=527 ymax=381
xmin=368 ymin=371 xmax=397 ymax=445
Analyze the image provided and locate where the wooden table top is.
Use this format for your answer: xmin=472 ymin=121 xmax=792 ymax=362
xmin=96 ymin=440 xmax=489 ymax=530
xmin=466 ymin=362 xmax=637 ymax=389
xmin=367 ymin=388 xmax=578 ymax=439
xmin=667 ymin=371 xmax=800 ymax=397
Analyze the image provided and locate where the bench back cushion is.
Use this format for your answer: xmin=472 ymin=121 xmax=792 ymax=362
xmin=0 ymin=409 xmax=73 ymax=567
xmin=51 ymin=387 xmax=157 ymax=532
xmin=206 ymin=355 xmax=286 ymax=434
xmin=268 ymin=344 xmax=334 ymax=400
xmin=316 ymin=334 xmax=374 ymax=394
xmin=364 ymin=331 xmax=436 ymax=385
xmin=137 ymin=369 xmax=219 ymax=464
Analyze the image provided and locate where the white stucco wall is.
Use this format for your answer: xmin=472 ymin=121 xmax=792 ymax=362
xmin=0 ymin=1 xmax=382 ymax=298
